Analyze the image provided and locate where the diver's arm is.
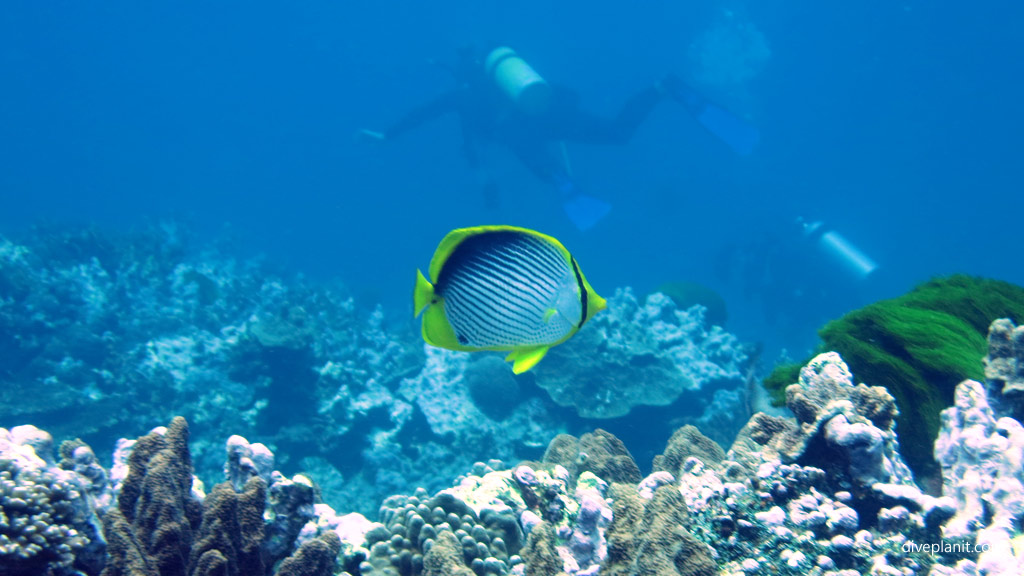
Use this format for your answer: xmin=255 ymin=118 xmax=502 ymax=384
xmin=382 ymin=89 xmax=463 ymax=140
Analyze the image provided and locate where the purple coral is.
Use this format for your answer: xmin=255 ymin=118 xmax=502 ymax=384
xmin=559 ymin=490 xmax=612 ymax=575
xmin=514 ymin=465 xmax=538 ymax=487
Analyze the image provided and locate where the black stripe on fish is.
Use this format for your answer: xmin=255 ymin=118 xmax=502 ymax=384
xmin=570 ymin=255 xmax=587 ymax=330
xmin=506 ymin=236 xmax=565 ymax=281
xmin=459 ymin=255 xmax=551 ymax=319
xmin=446 ymin=270 xmax=527 ymax=344
xmin=523 ymin=235 xmax=567 ymax=277
xmin=471 ymin=251 xmax=555 ymax=309
xmin=447 ymin=265 xmax=541 ymax=345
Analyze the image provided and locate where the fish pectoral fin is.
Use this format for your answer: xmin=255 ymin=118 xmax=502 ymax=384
xmin=506 ymin=346 xmax=550 ymax=374
xmin=543 ymin=308 xmax=557 ymax=323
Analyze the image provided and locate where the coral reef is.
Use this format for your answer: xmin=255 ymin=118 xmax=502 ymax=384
xmin=359 ymin=460 xmax=618 ymax=575
xmin=0 ymin=425 xmax=106 ymax=576
xmin=359 ymin=475 xmax=523 ymax=575
xmin=984 ymin=318 xmax=1024 ymax=418
xmin=95 ymin=417 xmax=343 ymax=576
xmin=0 ymin=226 xmax=763 ymax=517
xmin=6 ymin=225 xmax=1024 ymax=576
xmin=534 ymin=288 xmax=749 ymax=422
xmin=729 ymin=353 xmax=914 ymax=496
xmin=931 ymin=379 xmax=1024 ymax=574
xmin=601 ymin=482 xmax=716 ymax=576
xmin=640 ymin=369 xmax=941 ymax=575
xmin=6 ymin=329 xmax=1024 ymax=575
xmin=651 ymin=281 xmax=728 ymax=328
xmin=0 ymin=225 xmax=420 ymax=514
xmin=651 ymin=424 xmax=726 ymax=477
xmin=373 ymin=347 xmax=562 ymax=505
xmin=101 ymin=416 xmax=204 ymax=576
xmin=541 ymin=430 xmax=642 ymax=487
xmin=763 ymin=274 xmax=1024 ymax=478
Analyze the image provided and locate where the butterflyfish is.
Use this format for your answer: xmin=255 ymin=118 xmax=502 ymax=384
xmin=414 ymin=225 xmax=606 ymax=373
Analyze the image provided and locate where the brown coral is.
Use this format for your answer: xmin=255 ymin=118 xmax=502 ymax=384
xmin=100 ymin=417 xmax=338 ymax=576
xmin=602 ymin=484 xmax=716 ymax=576
xmin=102 ymin=416 xmax=203 ymax=576
xmin=651 ymin=425 xmax=724 ymax=476
xmin=187 ymin=478 xmax=265 ymax=576
xmin=420 ymin=531 xmax=476 ymax=576
xmin=542 ymin=430 xmax=641 ymax=486
xmin=275 ymin=532 xmax=342 ymax=576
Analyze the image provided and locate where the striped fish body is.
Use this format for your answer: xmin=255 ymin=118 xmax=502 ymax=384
xmin=414 ymin=226 xmax=606 ymax=373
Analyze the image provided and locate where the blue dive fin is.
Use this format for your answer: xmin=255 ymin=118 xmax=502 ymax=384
xmin=669 ymin=83 xmax=761 ymax=156
xmin=563 ymin=194 xmax=611 ymax=231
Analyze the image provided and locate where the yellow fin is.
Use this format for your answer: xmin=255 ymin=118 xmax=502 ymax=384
xmin=543 ymin=308 xmax=557 ymax=323
xmin=421 ymin=304 xmax=463 ymax=349
xmin=413 ymin=270 xmax=435 ymax=317
xmin=506 ymin=346 xmax=550 ymax=374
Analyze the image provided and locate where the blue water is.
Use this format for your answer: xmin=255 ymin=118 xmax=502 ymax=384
xmin=2 ymin=1 xmax=1022 ymax=355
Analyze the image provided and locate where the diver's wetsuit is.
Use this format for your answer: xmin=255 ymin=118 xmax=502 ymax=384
xmin=384 ymin=81 xmax=665 ymax=186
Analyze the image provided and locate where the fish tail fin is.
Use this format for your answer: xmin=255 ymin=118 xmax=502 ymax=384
xmin=505 ymin=346 xmax=551 ymax=374
xmin=414 ymin=270 xmax=435 ymax=317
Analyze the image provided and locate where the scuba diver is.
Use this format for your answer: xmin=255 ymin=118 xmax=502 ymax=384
xmin=359 ymin=45 xmax=760 ymax=231
xmin=716 ymin=217 xmax=879 ymax=330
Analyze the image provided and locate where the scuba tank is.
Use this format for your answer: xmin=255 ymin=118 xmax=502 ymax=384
xmin=484 ymin=46 xmax=552 ymax=115
xmin=799 ymin=218 xmax=878 ymax=280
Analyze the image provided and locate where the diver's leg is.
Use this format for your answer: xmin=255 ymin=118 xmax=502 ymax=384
xmin=608 ymin=84 xmax=664 ymax=142
xmin=555 ymin=85 xmax=664 ymax=144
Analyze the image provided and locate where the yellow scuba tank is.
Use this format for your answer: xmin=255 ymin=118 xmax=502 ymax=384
xmin=484 ymin=46 xmax=552 ymax=115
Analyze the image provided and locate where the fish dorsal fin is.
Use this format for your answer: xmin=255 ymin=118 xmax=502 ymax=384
xmin=505 ymin=346 xmax=550 ymax=374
